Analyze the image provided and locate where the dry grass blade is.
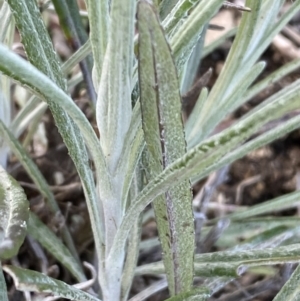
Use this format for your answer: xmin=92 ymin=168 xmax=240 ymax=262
xmin=223 ymin=1 xmax=251 ymax=12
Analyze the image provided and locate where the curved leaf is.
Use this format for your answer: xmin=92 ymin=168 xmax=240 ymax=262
xmin=6 ymin=0 xmax=106 ymax=266
xmin=28 ymin=213 xmax=85 ymax=283
xmin=108 ymin=72 xmax=300 ymax=265
xmin=0 ymin=43 xmax=111 ymax=263
xmin=3 ymin=265 xmax=101 ymax=301
xmin=0 ymin=120 xmax=85 ymax=278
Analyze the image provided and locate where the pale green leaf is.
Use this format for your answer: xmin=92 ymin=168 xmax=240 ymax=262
xmin=160 ymin=0 xmax=180 ymax=20
xmin=6 ymin=0 xmax=105 ymax=265
xmin=216 ymin=218 xmax=299 ymax=248
xmin=191 ymin=113 xmax=300 ymax=185
xmin=10 ymin=39 xmax=92 ymax=139
xmin=241 ymin=58 xmax=300 ymax=106
xmin=184 ymin=87 xmax=208 ymax=137
xmin=0 ymin=263 xmax=9 ymax=301
xmin=0 ymin=2 xmax=13 ymax=169
xmin=94 ymin=0 xmax=137 ymax=298
xmin=226 ymin=190 xmax=300 ymax=222
xmin=187 ymin=61 xmax=266 ymax=147
xmin=188 ymin=0 xmax=297 ymax=148
xmin=137 ymin=223 xmax=294 ymax=277
xmin=61 ymin=39 xmax=92 ymax=75
xmin=195 ymin=243 xmax=300 ymax=265
xmin=85 ymin=0 xmax=108 ymax=88
xmin=2 ymin=265 xmax=101 ymax=301
xmin=108 ymin=75 xmax=300 ymax=265
xmin=170 ymin=0 xmax=224 ymax=74
xmin=136 ymin=239 xmax=300 ymax=278
xmin=121 ymin=172 xmax=143 ymax=301
xmin=273 ymin=264 xmax=300 ymax=301
xmin=128 ymin=279 xmax=168 ymax=301
xmin=0 ymin=120 xmax=58 ymax=215
xmin=0 ymin=44 xmax=111 ymax=262
xmin=180 ymin=28 xmax=207 ymax=93
xmin=96 ymin=0 xmax=135 ymax=175
xmin=0 ymin=165 xmax=29 ymax=260
xmin=0 ymin=2 xmax=12 ymax=43
xmin=0 ymin=119 xmax=84 ymax=272
xmin=121 ymin=219 xmax=142 ymax=301
xmin=138 ymin=1 xmax=194 ymax=294
xmin=28 ymin=213 xmax=85 ymax=283
xmin=246 ymin=0 xmax=299 ymax=67
xmin=6 ymin=0 xmax=66 ymax=88
xmin=95 ymin=0 xmax=136 ymax=268
xmin=0 ymin=91 xmax=9 ymax=168
xmin=188 ymin=0 xmax=263 ymax=143
xmin=164 ymin=287 xmax=210 ymax=301
xmin=117 ymin=102 xmax=144 ymax=207
xmin=162 ymin=0 xmax=201 ymax=36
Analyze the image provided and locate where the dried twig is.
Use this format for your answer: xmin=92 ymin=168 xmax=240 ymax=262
xmin=223 ymin=1 xmax=251 ymax=12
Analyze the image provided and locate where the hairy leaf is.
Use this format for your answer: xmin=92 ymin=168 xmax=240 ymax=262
xmin=138 ymin=1 xmax=194 ymax=295
xmin=0 ymin=165 xmax=29 ymax=260
xmin=3 ymin=265 xmax=100 ymax=301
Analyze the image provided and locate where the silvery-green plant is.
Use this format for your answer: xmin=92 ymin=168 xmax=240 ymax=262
xmin=0 ymin=0 xmax=300 ymax=300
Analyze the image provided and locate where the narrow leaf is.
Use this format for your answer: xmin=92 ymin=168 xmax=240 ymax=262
xmin=0 ymin=263 xmax=9 ymax=301
xmin=188 ymin=0 xmax=263 ymax=143
xmin=96 ymin=0 xmax=135 ymax=174
xmin=191 ymin=114 xmax=300 ymax=185
xmin=0 ymin=44 xmax=111 ymax=263
xmin=95 ymin=0 xmax=137 ymax=267
xmin=0 ymin=120 xmax=59 ymax=215
xmin=187 ymin=61 xmax=266 ymax=147
xmin=108 ymin=77 xmax=300 ymax=265
xmin=195 ymin=244 xmax=300 ymax=265
xmin=241 ymin=58 xmax=300 ymax=105
xmin=0 ymin=2 xmax=12 ymax=43
xmin=273 ymin=264 xmax=300 ymax=301
xmin=160 ymin=0 xmax=179 ymax=20
xmin=85 ymin=0 xmax=108 ymax=88
xmin=162 ymin=0 xmax=201 ymax=36
xmin=128 ymin=279 xmax=168 ymax=301
xmin=6 ymin=0 xmax=65 ymax=88
xmin=10 ymin=40 xmax=92 ymax=139
xmin=3 ymin=265 xmax=101 ymax=301
xmin=164 ymin=287 xmax=210 ymax=301
xmin=0 ymin=1 xmax=13 ymax=169
xmin=28 ymin=213 xmax=85 ymax=283
xmin=226 ymin=190 xmax=300 ymax=221
xmin=245 ymin=0 xmax=294 ymax=66
xmin=136 ymin=240 xmax=300 ymax=278
xmin=138 ymin=1 xmax=194 ymax=295
xmin=0 ymin=119 xmax=83 ymax=270
xmin=0 ymin=165 xmax=29 ymax=260
xmin=180 ymin=28 xmax=207 ymax=94
xmin=117 ymin=102 xmax=144 ymax=206
xmin=170 ymin=0 xmax=224 ymax=74
xmin=6 ymin=0 xmax=106 ymax=266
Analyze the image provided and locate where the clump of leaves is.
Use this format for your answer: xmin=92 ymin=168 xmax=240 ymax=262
xmin=0 ymin=0 xmax=300 ymax=301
